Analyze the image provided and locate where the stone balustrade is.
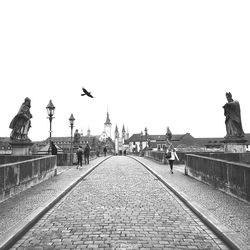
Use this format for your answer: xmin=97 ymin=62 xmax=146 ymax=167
xmin=0 ymin=155 xmax=57 ymax=203
xmin=186 ymin=154 xmax=250 ymax=202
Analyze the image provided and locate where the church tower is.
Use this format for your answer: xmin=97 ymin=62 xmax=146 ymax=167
xmin=87 ymin=128 xmax=91 ymax=137
xmin=104 ymin=112 xmax=112 ymax=138
xmin=114 ymin=125 xmax=119 ymax=154
xmin=126 ymin=127 xmax=129 ymax=140
xmin=122 ymin=124 xmax=126 ymax=143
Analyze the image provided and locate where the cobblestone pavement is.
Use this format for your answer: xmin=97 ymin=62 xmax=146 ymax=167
xmin=11 ymin=156 xmax=229 ymax=250
xmin=0 ymin=157 xmax=106 ymax=247
xmin=133 ymin=156 xmax=250 ymax=248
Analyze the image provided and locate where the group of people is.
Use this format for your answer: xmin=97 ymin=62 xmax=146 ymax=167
xmin=76 ymin=143 xmax=90 ymax=168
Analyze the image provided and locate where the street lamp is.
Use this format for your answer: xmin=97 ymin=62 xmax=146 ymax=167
xmin=145 ymin=127 xmax=148 ymax=149
xmin=69 ymin=114 xmax=75 ymax=165
xmin=140 ymin=131 xmax=143 ymax=155
xmin=46 ymin=100 xmax=55 ymax=154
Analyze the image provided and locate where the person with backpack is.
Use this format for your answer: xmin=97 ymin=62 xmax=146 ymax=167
xmin=76 ymin=145 xmax=83 ymax=169
xmin=166 ymin=146 xmax=179 ymax=174
xmin=84 ymin=143 xmax=90 ymax=164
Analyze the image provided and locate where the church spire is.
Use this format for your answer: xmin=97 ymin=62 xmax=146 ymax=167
xmin=104 ymin=111 xmax=111 ymax=125
xmin=115 ymin=125 xmax=119 ymax=139
xmin=87 ymin=127 xmax=91 ymax=137
xmin=122 ymin=124 xmax=126 ymax=139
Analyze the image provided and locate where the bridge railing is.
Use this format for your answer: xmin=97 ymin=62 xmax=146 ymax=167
xmin=186 ymin=154 xmax=250 ymax=202
xmin=0 ymin=155 xmax=56 ymax=203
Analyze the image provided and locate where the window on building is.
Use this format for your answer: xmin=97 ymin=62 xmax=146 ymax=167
xmin=157 ymin=144 xmax=161 ymax=150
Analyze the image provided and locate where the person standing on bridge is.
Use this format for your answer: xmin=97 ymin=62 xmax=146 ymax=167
xmin=167 ymin=146 xmax=179 ymax=174
xmin=103 ymin=146 xmax=107 ymax=157
xmin=76 ymin=145 xmax=83 ymax=169
xmin=84 ymin=143 xmax=90 ymax=164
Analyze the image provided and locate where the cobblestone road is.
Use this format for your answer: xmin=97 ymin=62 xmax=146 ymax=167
xmin=134 ymin=157 xmax=250 ymax=248
xmin=11 ymin=156 xmax=230 ymax=250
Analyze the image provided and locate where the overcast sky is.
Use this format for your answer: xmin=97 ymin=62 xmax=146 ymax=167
xmin=0 ymin=1 xmax=249 ymax=141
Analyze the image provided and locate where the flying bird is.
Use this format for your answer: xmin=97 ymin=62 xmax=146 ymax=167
xmin=81 ymin=87 xmax=94 ymax=98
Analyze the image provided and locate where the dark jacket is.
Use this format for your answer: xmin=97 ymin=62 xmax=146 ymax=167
xmin=84 ymin=145 xmax=90 ymax=156
xmin=77 ymin=148 xmax=83 ymax=158
xmin=51 ymin=142 xmax=57 ymax=155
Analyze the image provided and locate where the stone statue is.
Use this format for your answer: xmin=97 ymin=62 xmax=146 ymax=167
xmin=166 ymin=126 xmax=172 ymax=140
xmin=9 ymin=97 xmax=32 ymax=141
xmin=223 ymin=92 xmax=244 ymax=139
xmin=73 ymin=129 xmax=81 ymax=145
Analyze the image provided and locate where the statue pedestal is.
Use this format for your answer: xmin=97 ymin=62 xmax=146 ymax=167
xmin=223 ymin=138 xmax=247 ymax=153
xmin=10 ymin=141 xmax=34 ymax=156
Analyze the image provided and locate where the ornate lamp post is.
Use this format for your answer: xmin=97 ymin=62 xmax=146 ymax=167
xmin=69 ymin=114 xmax=75 ymax=165
xmin=145 ymin=127 xmax=148 ymax=149
xmin=46 ymin=100 xmax=55 ymax=154
xmin=140 ymin=131 xmax=143 ymax=155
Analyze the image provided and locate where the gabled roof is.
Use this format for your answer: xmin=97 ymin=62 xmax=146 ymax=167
xmin=148 ymin=135 xmax=166 ymax=141
xmin=128 ymin=133 xmax=193 ymax=142
xmin=46 ymin=135 xmax=99 ymax=143
xmin=127 ymin=133 xmax=145 ymax=142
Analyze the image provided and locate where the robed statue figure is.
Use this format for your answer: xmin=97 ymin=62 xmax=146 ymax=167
xmin=223 ymin=92 xmax=244 ymax=139
xmin=9 ymin=97 xmax=33 ymax=141
xmin=73 ymin=129 xmax=81 ymax=145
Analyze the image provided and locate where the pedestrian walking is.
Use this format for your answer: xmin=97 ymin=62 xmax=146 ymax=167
xmin=50 ymin=141 xmax=57 ymax=155
xmin=76 ymin=145 xmax=83 ymax=169
xmin=166 ymin=147 xmax=179 ymax=174
xmin=103 ymin=146 xmax=107 ymax=157
xmin=84 ymin=143 xmax=90 ymax=164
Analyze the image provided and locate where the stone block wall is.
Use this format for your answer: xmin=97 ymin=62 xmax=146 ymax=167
xmin=186 ymin=154 xmax=250 ymax=202
xmin=144 ymin=150 xmax=187 ymax=164
xmin=0 ymin=155 xmax=57 ymax=203
xmin=0 ymin=155 xmax=40 ymax=165
xmin=145 ymin=150 xmax=250 ymax=165
xmin=56 ymin=151 xmax=97 ymax=166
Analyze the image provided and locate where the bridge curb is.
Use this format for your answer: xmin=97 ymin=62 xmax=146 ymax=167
xmin=0 ymin=156 xmax=112 ymax=250
xmin=130 ymin=156 xmax=249 ymax=250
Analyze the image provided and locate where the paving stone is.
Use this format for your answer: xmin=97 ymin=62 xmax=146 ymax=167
xmin=135 ymin=156 xmax=250 ymax=249
xmin=9 ymin=156 xmax=231 ymax=249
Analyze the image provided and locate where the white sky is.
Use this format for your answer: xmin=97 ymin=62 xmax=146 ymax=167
xmin=0 ymin=1 xmax=249 ymax=141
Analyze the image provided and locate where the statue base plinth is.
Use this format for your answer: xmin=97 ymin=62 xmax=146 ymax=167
xmin=10 ymin=141 xmax=34 ymax=156
xmin=223 ymin=137 xmax=247 ymax=153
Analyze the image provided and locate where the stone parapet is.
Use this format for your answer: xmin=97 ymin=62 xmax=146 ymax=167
xmin=0 ymin=155 xmax=57 ymax=203
xmin=186 ymin=154 xmax=250 ymax=202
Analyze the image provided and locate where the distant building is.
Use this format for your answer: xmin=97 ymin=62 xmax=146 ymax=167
xmin=0 ymin=137 xmax=12 ymax=154
xmin=99 ymin=112 xmax=112 ymax=142
xmin=114 ymin=124 xmax=129 ymax=154
xmin=127 ymin=132 xmax=250 ymax=152
xmin=37 ymin=112 xmax=115 ymax=154
xmin=42 ymin=135 xmax=99 ymax=153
